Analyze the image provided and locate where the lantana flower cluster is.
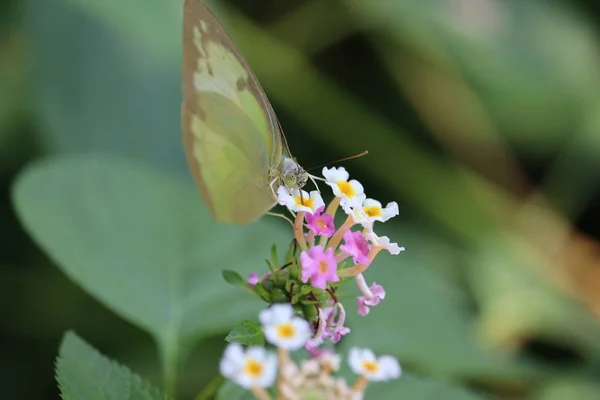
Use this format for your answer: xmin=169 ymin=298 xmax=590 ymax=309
xmin=223 ymin=166 xmax=405 ymax=398
xmin=220 ymin=304 xmax=401 ymax=400
xmin=255 ymin=167 xmax=404 ymax=349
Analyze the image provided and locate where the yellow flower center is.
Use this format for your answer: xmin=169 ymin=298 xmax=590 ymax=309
xmin=362 ymin=360 xmax=379 ymax=374
xmin=363 ymin=206 xmax=381 ymax=218
xmin=277 ymin=322 xmax=296 ymax=339
xmin=336 ymin=181 xmax=355 ymax=197
xmin=318 ymin=260 xmax=329 ymax=274
xmin=295 ymin=195 xmax=314 ymax=209
xmin=244 ymin=358 xmax=264 ymax=378
xmin=316 ymin=219 xmax=328 ymax=229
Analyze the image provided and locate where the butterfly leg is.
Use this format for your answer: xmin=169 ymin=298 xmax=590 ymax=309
xmin=269 ymin=177 xmax=279 ymax=199
xmin=265 ymin=211 xmax=294 ymax=227
xmin=307 ymin=173 xmax=322 ymax=192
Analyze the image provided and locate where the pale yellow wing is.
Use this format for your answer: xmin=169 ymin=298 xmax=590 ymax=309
xmin=182 ymin=0 xmax=287 ymax=223
xmin=183 ymin=91 xmax=275 ymax=224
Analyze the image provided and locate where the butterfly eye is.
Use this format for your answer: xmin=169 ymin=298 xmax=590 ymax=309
xmin=284 ymin=173 xmax=298 ymax=188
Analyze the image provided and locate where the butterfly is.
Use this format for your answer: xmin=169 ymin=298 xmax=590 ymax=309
xmin=182 ymin=0 xmax=308 ymax=224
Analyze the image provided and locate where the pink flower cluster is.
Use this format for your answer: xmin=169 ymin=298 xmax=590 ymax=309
xmin=274 ymin=166 xmax=405 ymax=350
xmin=306 ymin=303 xmax=351 ymax=356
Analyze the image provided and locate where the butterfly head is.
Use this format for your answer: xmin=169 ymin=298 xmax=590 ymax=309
xmin=280 ymin=156 xmax=308 ymax=190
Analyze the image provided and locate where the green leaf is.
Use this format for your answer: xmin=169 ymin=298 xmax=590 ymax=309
xmin=255 ymin=282 xmax=272 ymax=302
xmin=533 ymin=378 xmax=600 ymax=400
xmin=466 ymin=234 xmax=600 ymax=358
xmin=225 ymin=320 xmax=265 ymax=347
xmin=12 ymin=155 xmax=288 ymax=382
xmin=26 ymin=0 xmax=186 ymax=174
xmin=339 ymin=224 xmax=544 ymax=383
xmin=344 ymin=0 xmax=600 ymax=151
xmin=62 ymin=0 xmax=180 ymax=60
xmin=0 ymin=28 xmax=30 ymax=171
xmin=270 ymin=244 xmax=278 ymax=268
xmin=365 ymin=372 xmax=489 ymax=400
xmin=215 ymin=380 xmax=254 ymax=400
xmin=56 ymin=331 xmax=168 ymax=400
xmin=222 ymin=270 xmax=247 ymax=287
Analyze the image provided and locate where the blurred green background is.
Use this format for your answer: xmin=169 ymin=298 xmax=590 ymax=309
xmin=3 ymin=0 xmax=600 ymax=399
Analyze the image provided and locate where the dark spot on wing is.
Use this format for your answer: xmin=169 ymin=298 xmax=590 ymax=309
xmin=236 ymin=77 xmax=248 ymax=92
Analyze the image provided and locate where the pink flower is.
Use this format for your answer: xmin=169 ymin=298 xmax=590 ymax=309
xmin=321 ymin=304 xmax=351 ymax=344
xmin=305 ymin=206 xmax=335 ymax=237
xmin=357 ymin=283 xmax=386 ymax=316
xmin=305 ymin=339 xmax=331 ymax=358
xmin=327 ymin=325 xmax=351 ymax=343
xmin=340 ymin=230 xmax=370 ymax=265
xmin=299 ymin=245 xmax=339 ymax=289
xmin=247 ymin=272 xmax=259 ymax=287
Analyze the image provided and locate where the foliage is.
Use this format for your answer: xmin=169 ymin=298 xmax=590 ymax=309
xmin=56 ymin=331 xmax=169 ymax=400
xmin=2 ymin=0 xmax=600 ymax=399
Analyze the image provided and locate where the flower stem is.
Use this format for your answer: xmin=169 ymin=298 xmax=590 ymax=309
xmin=193 ymin=375 xmax=224 ymax=400
xmin=338 ymin=263 xmax=369 ymax=277
xmin=338 ymin=246 xmax=380 ymax=277
xmin=335 ymin=302 xmax=347 ymax=328
xmin=313 ymin=307 xmax=326 ymax=341
xmin=367 ymin=246 xmax=382 ymax=264
xmin=351 ymin=375 xmax=369 ymax=392
xmin=276 ymin=348 xmax=289 ymax=400
xmin=335 ymin=252 xmax=349 ymax=264
xmin=354 ymin=273 xmax=374 ymax=298
xmin=306 ymin=230 xmax=315 ymax=247
xmin=327 ymin=215 xmax=354 ymax=250
xmin=250 ymin=387 xmax=273 ymax=400
xmin=325 ymin=196 xmax=341 ymax=217
xmin=160 ymin=335 xmax=179 ymax=399
xmin=294 ymin=212 xmax=308 ymax=251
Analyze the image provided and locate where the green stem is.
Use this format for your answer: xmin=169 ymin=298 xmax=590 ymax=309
xmin=160 ymin=335 xmax=179 ymax=399
xmin=193 ymin=375 xmax=224 ymax=400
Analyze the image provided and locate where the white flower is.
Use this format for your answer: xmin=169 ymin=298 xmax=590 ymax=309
xmin=361 ymin=199 xmax=398 ymax=223
xmin=220 ymin=343 xmax=277 ymax=389
xmin=318 ymin=352 xmax=342 ymax=372
xmin=322 ymin=167 xmax=365 ymax=208
xmin=342 ymin=198 xmax=398 ymax=228
xmin=348 ymin=348 xmax=401 ymax=382
xmin=364 ymin=231 xmax=405 ymax=255
xmin=260 ymin=304 xmax=312 ymax=351
xmin=277 ymin=186 xmax=325 ymax=214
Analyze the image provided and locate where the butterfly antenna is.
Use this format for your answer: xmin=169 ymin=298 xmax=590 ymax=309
xmin=276 ymin=119 xmax=293 ymax=154
xmin=306 ymin=150 xmax=369 ymax=172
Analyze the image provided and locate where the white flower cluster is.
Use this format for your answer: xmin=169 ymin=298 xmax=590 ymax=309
xmin=220 ymin=304 xmax=401 ymax=399
xmin=277 ymin=166 xmax=404 ymax=255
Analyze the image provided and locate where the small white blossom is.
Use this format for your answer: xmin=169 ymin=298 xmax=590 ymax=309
xmin=342 ymin=198 xmax=398 ymax=228
xmin=318 ymin=352 xmax=342 ymax=372
xmin=260 ymin=304 xmax=312 ymax=351
xmin=277 ymin=186 xmax=325 ymax=214
xmin=322 ymin=167 xmax=365 ymax=208
xmin=348 ymin=348 xmax=401 ymax=382
xmin=364 ymin=231 xmax=405 ymax=255
xmin=220 ymin=343 xmax=277 ymax=389
xmin=361 ymin=199 xmax=398 ymax=223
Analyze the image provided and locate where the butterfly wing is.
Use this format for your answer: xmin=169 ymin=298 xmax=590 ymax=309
xmin=182 ymin=0 xmax=283 ymax=223
xmin=183 ymin=93 xmax=275 ymax=224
